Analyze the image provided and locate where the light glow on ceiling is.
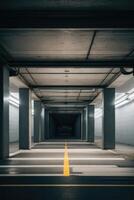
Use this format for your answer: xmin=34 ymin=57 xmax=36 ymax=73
xmin=95 ymin=88 xmax=134 ymax=118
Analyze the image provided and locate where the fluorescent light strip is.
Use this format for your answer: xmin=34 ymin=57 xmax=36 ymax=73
xmin=115 ymin=94 xmax=127 ymax=105
xmin=115 ymin=100 xmax=129 ymax=108
xmin=95 ymin=113 xmax=102 ymax=118
xmin=9 ymin=95 xmax=19 ymax=107
xmin=129 ymin=92 xmax=134 ymax=100
xmin=95 ymin=108 xmax=102 ymax=118
xmin=10 ymin=96 xmax=19 ymax=104
xmin=115 ymin=89 xmax=134 ymax=108
xmin=9 ymin=100 xmax=19 ymax=107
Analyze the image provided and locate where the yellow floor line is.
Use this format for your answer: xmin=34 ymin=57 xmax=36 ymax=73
xmin=63 ymin=143 xmax=70 ymax=176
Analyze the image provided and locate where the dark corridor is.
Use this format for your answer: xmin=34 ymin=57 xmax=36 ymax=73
xmin=49 ymin=113 xmax=81 ymax=139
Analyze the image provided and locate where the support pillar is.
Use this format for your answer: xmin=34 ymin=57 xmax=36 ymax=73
xmin=44 ymin=106 xmax=46 ymax=140
xmin=19 ymin=88 xmax=32 ymax=149
xmin=88 ymin=105 xmax=95 ymax=142
xmin=86 ymin=106 xmax=88 ymax=141
xmin=0 ymin=66 xmax=9 ymax=159
xmin=41 ymin=104 xmax=45 ymax=141
xmin=102 ymin=88 xmax=115 ymax=149
xmin=34 ymin=101 xmax=42 ymax=143
xmin=83 ymin=108 xmax=87 ymax=140
xmin=45 ymin=109 xmax=49 ymax=139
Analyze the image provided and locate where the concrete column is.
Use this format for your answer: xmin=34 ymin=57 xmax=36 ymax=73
xmin=83 ymin=108 xmax=87 ymax=140
xmin=41 ymin=104 xmax=45 ymax=141
xmin=81 ymin=111 xmax=84 ymax=140
xmin=0 ymin=66 xmax=9 ymax=159
xmin=34 ymin=101 xmax=42 ymax=143
xmin=44 ymin=106 xmax=46 ymax=140
xmin=102 ymin=88 xmax=115 ymax=149
xmin=19 ymin=88 xmax=32 ymax=149
xmin=86 ymin=106 xmax=88 ymax=141
xmin=88 ymin=105 xmax=95 ymax=142
xmin=45 ymin=110 xmax=49 ymax=139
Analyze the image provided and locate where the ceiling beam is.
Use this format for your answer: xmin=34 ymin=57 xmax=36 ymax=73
xmin=9 ymin=60 xmax=134 ymax=68
xmin=44 ymin=102 xmax=88 ymax=106
xmin=43 ymin=100 xmax=91 ymax=104
xmin=49 ymin=111 xmax=82 ymax=114
xmin=0 ymin=10 xmax=134 ymax=28
xmin=86 ymin=30 xmax=97 ymax=59
xmin=33 ymin=85 xmax=103 ymax=90
xmin=46 ymin=107 xmax=83 ymax=111
xmin=45 ymin=103 xmax=87 ymax=110
xmin=41 ymin=96 xmax=95 ymax=98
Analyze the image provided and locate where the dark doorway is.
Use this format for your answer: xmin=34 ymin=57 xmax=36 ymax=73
xmin=49 ymin=113 xmax=81 ymax=139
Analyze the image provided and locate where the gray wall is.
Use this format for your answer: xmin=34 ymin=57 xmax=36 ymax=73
xmin=115 ymin=101 xmax=134 ymax=145
xmin=95 ymin=115 xmax=102 ymax=139
xmin=9 ymin=104 xmax=19 ymax=142
xmin=95 ymin=100 xmax=134 ymax=146
xmin=9 ymin=104 xmax=34 ymax=143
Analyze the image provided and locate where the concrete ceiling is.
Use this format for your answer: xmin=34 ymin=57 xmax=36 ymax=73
xmin=3 ymin=29 xmax=133 ymax=104
xmin=0 ymin=30 xmax=134 ymax=61
xmin=1 ymin=1 xmax=134 ymax=106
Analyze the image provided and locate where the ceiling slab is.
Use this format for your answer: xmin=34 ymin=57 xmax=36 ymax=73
xmin=90 ymin=31 xmax=134 ymax=60
xmin=19 ymin=67 xmax=116 ymax=74
xmin=22 ymin=73 xmax=107 ymax=86
xmin=0 ymin=30 xmax=93 ymax=60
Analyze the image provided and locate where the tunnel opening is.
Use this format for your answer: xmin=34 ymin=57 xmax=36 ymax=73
xmin=49 ymin=113 xmax=81 ymax=139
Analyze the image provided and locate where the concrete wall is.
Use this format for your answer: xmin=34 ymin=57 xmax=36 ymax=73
xmin=95 ymin=100 xmax=134 ymax=146
xmin=95 ymin=115 xmax=102 ymax=139
xmin=9 ymin=104 xmax=34 ymax=143
xmin=115 ymin=101 xmax=134 ymax=145
xmin=9 ymin=104 xmax=19 ymax=142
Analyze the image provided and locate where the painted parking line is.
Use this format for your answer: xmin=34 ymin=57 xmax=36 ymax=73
xmin=63 ymin=143 xmax=70 ymax=176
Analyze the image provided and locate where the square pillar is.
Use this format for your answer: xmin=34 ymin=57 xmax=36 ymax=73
xmin=45 ymin=110 xmax=49 ymax=139
xmin=19 ymin=88 xmax=32 ymax=149
xmin=82 ymin=108 xmax=87 ymax=140
xmin=43 ymin=106 xmax=46 ymax=140
xmin=88 ymin=105 xmax=95 ymax=142
xmin=41 ymin=104 xmax=45 ymax=142
xmin=86 ymin=106 xmax=89 ymax=141
xmin=102 ymin=88 xmax=115 ymax=149
xmin=0 ymin=66 xmax=9 ymax=159
xmin=80 ymin=111 xmax=84 ymax=140
xmin=34 ymin=100 xmax=42 ymax=143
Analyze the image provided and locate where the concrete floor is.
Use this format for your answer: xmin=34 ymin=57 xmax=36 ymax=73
xmin=1 ymin=142 xmax=134 ymax=200
xmin=1 ymin=142 xmax=134 ymax=176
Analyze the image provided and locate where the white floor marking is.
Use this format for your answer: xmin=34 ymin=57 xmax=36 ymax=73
xmin=0 ymin=174 xmax=63 ymax=176
xmin=0 ymin=165 xmax=118 ymax=168
xmin=0 ymin=165 xmax=63 ymax=168
xmin=108 ymin=150 xmax=118 ymax=154
xmin=17 ymin=149 xmax=104 ymax=153
xmin=9 ymin=150 xmax=22 ymax=157
xmin=9 ymin=157 xmax=125 ymax=161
